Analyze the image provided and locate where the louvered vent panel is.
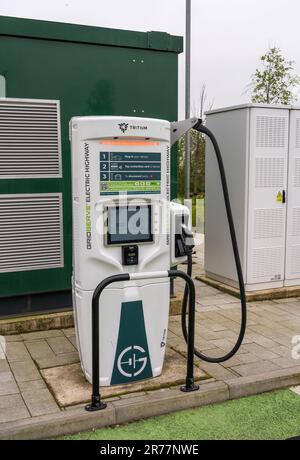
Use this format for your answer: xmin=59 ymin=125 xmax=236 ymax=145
xmin=254 ymin=208 xmax=284 ymax=239
xmin=291 ymin=208 xmax=300 ymax=237
xmin=296 ymin=118 xmax=300 ymax=149
xmin=252 ymin=247 xmax=282 ymax=279
xmin=0 ymin=99 xmax=61 ymax=178
xmin=290 ymin=245 xmax=300 ymax=275
xmin=294 ymin=158 xmax=300 ymax=187
xmin=256 ymin=116 xmax=286 ymax=148
xmin=0 ymin=194 xmax=63 ymax=273
xmin=255 ymin=157 xmax=284 ymax=188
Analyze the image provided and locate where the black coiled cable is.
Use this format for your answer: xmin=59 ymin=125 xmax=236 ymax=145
xmin=181 ymin=120 xmax=247 ymax=363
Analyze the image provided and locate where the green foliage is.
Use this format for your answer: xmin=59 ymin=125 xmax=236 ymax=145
xmin=251 ymin=46 xmax=300 ymax=104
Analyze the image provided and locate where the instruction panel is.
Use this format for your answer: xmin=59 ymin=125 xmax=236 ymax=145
xmin=99 ymin=151 xmax=161 ymax=195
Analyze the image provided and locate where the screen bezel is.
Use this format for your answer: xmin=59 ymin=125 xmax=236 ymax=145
xmin=106 ymin=204 xmax=153 ymax=246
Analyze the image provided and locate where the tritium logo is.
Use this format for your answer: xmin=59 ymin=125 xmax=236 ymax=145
xmin=118 ymin=122 xmax=129 ymax=134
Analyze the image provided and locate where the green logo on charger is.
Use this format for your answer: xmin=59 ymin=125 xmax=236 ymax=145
xmin=111 ymin=301 xmax=152 ymax=385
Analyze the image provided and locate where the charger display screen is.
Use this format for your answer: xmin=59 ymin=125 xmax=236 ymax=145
xmin=106 ymin=205 xmax=153 ymax=245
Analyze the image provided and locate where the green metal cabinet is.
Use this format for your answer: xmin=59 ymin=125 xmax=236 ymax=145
xmin=0 ymin=16 xmax=182 ymax=316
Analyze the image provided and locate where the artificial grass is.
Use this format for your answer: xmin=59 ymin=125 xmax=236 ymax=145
xmin=64 ymin=389 xmax=300 ymax=440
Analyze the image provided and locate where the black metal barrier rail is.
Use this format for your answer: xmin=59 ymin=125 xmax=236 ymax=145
xmin=85 ymin=270 xmax=199 ymax=412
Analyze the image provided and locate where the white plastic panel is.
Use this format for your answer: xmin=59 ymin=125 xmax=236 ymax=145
xmin=0 ymin=194 xmax=64 ymax=273
xmin=247 ymin=107 xmax=289 ymax=285
xmin=0 ymin=98 xmax=62 ymax=178
xmin=285 ymin=110 xmax=300 ymax=283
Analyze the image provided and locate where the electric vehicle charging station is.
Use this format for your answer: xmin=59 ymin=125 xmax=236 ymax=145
xmin=70 ymin=115 xmax=247 ymax=411
xmin=71 ymin=117 xmax=192 ymax=387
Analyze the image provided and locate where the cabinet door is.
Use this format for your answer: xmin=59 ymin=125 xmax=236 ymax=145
xmin=285 ymin=109 xmax=300 ymax=285
xmin=247 ymin=107 xmax=289 ymax=287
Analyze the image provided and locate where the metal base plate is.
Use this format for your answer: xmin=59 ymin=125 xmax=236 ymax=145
xmin=85 ymin=402 xmax=107 ymax=412
xmin=180 ymin=384 xmax=200 ymax=393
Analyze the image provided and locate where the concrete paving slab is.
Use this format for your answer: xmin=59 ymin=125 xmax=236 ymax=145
xmin=0 ymin=394 xmax=30 ymax=423
xmin=41 ymin=348 xmax=209 ymax=407
xmin=10 ymin=360 xmax=41 ymax=383
xmin=0 ymin=371 xmax=19 ymax=396
xmin=5 ymin=342 xmax=31 ymax=362
xmin=21 ymin=330 xmax=64 ymax=341
xmin=62 ymin=328 xmax=75 ymax=337
xmin=230 ymin=360 xmax=281 ymax=377
xmin=21 ymin=388 xmax=60 ymax=417
xmin=25 ymin=340 xmax=55 ymax=360
xmin=0 ymin=359 xmax=10 ymax=372
xmin=35 ymin=352 xmax=79 ymax=369
xmin=67 ymin=336 xmax=78 ymax=350
xmin=18 ymin=380 xmax=47 ymax=392
xmin=46 ymin=336 xmax=76 ymax=355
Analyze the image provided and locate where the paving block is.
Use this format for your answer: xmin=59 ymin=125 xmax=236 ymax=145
xmin=240 ymin=343 xmax=280 ymax=360
xmin=21 ymin=388 xmax=60 ymax=417
xmin=229 ymin=360 xmax=281 ymax=378
xmin=0 ymin=394 xmax=30 ymax=423
xmin=233 ymin=352 xmax=260 ymax=364
xmin=227 ymin=365 xmax=300 ymax=399
xmin=21 ymin=330 xmax=64 ymax=341
xmin=271 ymin=357 xmax=300 ymax=369
xmin=35 ymin=352 xmax=79 ymax=370
xmin=274 ymin=335 xmax=294 ymax=347
xmin=10 ymin=360 xmax=41 ymax=383
xmin=67 ymin=336 xmax=78 ymax=350
xmin=18 ymin=380 xmax=47 ymax=392
xmin=198 ymin=361 xmax=238 ymax=381
xmin=62 ymin=328 xmax=75 ymax=337
xmin=2 ymin=335 xmax=23 ymax=342
xmin=46 ymin=336 xmax=76 ymax=355
xmin=25 ymin=340 xmax=55 ymax=360
xmin=271 ymin=345 xmax=292 ymax=358
xmin=251 ymin=335 xmax=280 ymax=349
xmin=5 ymin=342 xmax=31 ymax=362
xmin=0 ymin=371 xmax=19 ymax=396
xmin=0 ymin=359 xmax=9 ymax=372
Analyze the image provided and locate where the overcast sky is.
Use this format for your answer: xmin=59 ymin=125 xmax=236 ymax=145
xmin=1 ymin=0 xmax=300 ymax=118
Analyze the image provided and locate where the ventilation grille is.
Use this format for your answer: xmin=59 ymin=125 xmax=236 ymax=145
xmin=254 ymin=208 xmax=284 ymax=239
xmin=0 ymin=99 xmax=61 ymax=178
xmin=255 ymin=157 xmax=285 ymax=188
xmin=291 ymin=208 xmax=300 ymax=237
xmin=252 ymin=247 xmax=282 ymax=279
xmin=296 ymin=118 xmax=300 ymax=149
xmin=294 ymin=158 xmax=300 ymax=187
xmin=0 ymin=194 xmax=63 ymax=273
xmin=290 ymin=245 xmax=300 ymax=275
xmin=256 ymin=116 xmax=286 ymax=148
